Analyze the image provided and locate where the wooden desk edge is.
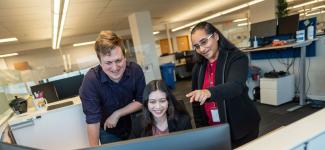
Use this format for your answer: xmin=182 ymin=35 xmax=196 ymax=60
xmin=241 ymin=39 xmax=318 ymax=52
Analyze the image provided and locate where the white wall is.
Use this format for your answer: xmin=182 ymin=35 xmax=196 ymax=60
xmin=0 ymin=59 xmax=7 ymax=70
xmin=250 ymin=0 xmax=277 ymax=23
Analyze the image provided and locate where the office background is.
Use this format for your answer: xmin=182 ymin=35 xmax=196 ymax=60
xmin=1 ymin=0 xmax=325 ymax=149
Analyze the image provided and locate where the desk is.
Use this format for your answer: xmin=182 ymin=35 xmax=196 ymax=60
xmin=242 ymin=39 xmax=317 ymax=111
xmin=8 ymin=97 xmax=89 ymax=150
xmin=236 ymin=108 xmax=325 ymax=150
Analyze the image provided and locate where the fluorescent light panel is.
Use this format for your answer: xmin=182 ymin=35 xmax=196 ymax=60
xmin=0 ymin=53 xmax=18 ymax=58
xmin=52 ymin=0 xmax=60 ymax=49
xmin=311 ymin=5 xmax=325 ymax=10
xmin=56 ymin=0 xmax=70 ymax=49
xmin=299 ymin=5 xmax=325 ymax=16
xmin=306 ymin=10 xmax=325 ymax=16
xmin=74 ymin=31 xmax=161 ymax=47
xmin=237 ymin=22 xmax=250 ymax=26
xmin=0 ymin=37 xmax=18 ymax=43
xmin=288 ymin=0 xmax=324 ymax=10
xmin=233 ymin=18 xmax=248 ymax=22
xmin=73 ymin=41 xmax=95 ymax=47
xmin=171 ymin=0 xmax=264 ymax=32
xmin=298 ymin=9 xmax=309 ymax=12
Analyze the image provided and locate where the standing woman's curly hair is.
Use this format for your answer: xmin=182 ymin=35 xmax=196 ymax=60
xmin=142 ymin=80 xmax=188 ymax=132
xmin=191 ymin=21 xmax=238 ymax=63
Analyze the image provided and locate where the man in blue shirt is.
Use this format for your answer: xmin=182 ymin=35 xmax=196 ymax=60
xmin=79 ymin=31 xmax=145 ymax=146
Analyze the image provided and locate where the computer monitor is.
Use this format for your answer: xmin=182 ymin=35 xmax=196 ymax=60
xmin=174 ymin=52 xmax=185 ymax=60
xmin=51 ymin=74 xmax=84 ymax=100
xmin=0 ymin=142 xmax=37 ymax=150
xmin=91 ymin=124 xmax=231 ymax=150
xmin=30 ymin=82 xmax=59 ymax=103
xmin=277 ymin=14 xmax=300 ymax=36
xmin=250 ymin=19 xmax=277 ymax=38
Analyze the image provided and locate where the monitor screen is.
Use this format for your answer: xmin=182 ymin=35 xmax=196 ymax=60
xmin=277 ymin=14 xmax=300 ymax=36
xmin=174 ymin=52 xmax=185 ymax=60
xmin=30 ymin=82 xmax=59 ymax=103
xmin=0 ymin=142 xmax=36 ymax=150
xmin=52 ymin=74 xmax=84 ymax=100
xmin=250 ymin=19 xmax=277 ymax=38
xmin=92 ymin=124 xmax=231 ymax=150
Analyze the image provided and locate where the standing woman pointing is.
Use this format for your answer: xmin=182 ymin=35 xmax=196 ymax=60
xmin=186 ymin=21 xmax=261 ymax=148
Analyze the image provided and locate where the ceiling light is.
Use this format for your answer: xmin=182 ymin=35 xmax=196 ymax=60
xmin=221 ymin=4 xmax=247 ymax=15
xmin=233 ymin=18 xmax=248 ymax=22
xmin=56 ymin=0 xmax=70 ymax=49
xmin=171 ymin=0 xmax=264 ymax=32
xmin=153 ymin=31 xmax=160 ymax=35
xmin=238 ymin=22 xmax=250 ymax=27
xmin=248 ymin=0 xmax=264 ymax=5
xmin=311 ymin=5 xmax=325 ymax=10
xmin=0 ymin=37 xmax=18 ymax=43
xmin=287 ymin=0 xmax=324 ymax=10
xmin=306 ymin=10 xmax=325 ymax=16
xmin=52 ymin=0 xmax=60 ymax=49
xmin=298 ymin=9 xmax=310 ymax=13
xmin=73 ymin=41 xmax=95 ymax=47
xmin=0 ymin=53 xmax=18 ymax=58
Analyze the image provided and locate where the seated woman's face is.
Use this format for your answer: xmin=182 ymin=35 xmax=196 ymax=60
xmin=148 ymin=90 xmax=168 ymax=119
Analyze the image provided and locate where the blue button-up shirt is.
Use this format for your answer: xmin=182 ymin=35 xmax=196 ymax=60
xmin=79 ymin=61 xmax=145 ymax=138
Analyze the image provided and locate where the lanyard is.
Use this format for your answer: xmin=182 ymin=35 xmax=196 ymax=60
xmin=208 ymin=63 xmax=214 ymax=88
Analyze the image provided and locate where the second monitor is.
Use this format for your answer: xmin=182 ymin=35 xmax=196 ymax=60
xmin=250 ymin=19 xmax=277 ymax=38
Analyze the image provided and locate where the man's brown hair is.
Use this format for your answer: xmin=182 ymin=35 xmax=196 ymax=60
xmin=95 ymin=31 xmax=125 ymax=59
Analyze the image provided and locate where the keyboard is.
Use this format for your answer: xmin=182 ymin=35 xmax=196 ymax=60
xmin=47 ymin=101 xmax=74 ymax=111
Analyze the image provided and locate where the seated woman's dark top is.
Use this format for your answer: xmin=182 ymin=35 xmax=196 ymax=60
xmin=129 ymin=113 xmax=192 ymax=139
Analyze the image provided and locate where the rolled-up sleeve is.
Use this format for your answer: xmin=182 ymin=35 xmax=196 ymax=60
xmin=79 ymin=73 xmax=102 ymax=124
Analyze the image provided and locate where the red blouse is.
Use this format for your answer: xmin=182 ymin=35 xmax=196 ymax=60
xmin=202 ymin=60 xmax=221 ymax=125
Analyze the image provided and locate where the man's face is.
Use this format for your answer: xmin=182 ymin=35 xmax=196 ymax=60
xmin=100 ymin=46 xmax=126 ymax=82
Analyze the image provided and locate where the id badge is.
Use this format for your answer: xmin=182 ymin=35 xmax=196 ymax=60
xmin=211 ymin=108 xmax=220 ymax=122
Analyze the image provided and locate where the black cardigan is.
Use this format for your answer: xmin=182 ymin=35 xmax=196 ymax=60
xmin=129 ymin=113 xmax=192 ymax=139
xmin=191 ymin=49 xmax=261 ymax=140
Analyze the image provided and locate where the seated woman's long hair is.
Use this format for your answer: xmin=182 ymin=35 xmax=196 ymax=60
xmin=142 ymin=80 xmax=189 ymax=133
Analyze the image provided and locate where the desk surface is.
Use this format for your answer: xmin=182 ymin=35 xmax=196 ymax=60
xmin=236 ymin=108 xmax=325 ymax=150
xmin=8 ymin=96 xmax=81 ymax=126
xmin=241 ymin=39 xmax=317 ymax=52
xmin=8 ymin=96 xmax=88 ymax=150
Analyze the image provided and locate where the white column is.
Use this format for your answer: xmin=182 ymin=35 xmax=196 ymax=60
xmin=165 ymin=24 xmax=174 ymax=53
xmin=128 ymin=11 xmax=161 ymax=83
xmin=0 ymin=59 xmax=8 ymax=70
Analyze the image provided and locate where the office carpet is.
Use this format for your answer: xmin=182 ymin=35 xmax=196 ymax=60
xmin=172 ymin=79 xmax=322 ymax=137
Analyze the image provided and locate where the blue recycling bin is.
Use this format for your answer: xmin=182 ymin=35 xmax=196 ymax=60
xmin=160 ymin=63 xmax=176 ymax=89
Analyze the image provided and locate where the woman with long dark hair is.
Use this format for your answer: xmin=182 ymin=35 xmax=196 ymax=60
xmin=186 ymin=21 xmax=261 ymax=148
xmin=130 ymin=80 xmax=192 ymax=138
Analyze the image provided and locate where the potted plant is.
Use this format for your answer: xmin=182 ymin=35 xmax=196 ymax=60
xmin=277 ymin=0 xmax=288 ymax=18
